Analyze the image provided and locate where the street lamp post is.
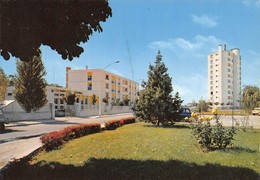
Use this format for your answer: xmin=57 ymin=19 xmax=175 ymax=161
xmin=98 ymin=61 xmax=120 ymax=117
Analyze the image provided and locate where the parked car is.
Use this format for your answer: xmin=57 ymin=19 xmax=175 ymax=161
xmin=252 ymin=108 xmax=260 ymax=115
xmin=175 ymin=107 xmax=192 ymax=121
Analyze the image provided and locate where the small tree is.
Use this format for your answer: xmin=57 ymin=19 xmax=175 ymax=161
xmin=197 ymin=99 xmax=209 ymax=113
xmin=0 ymin=68 xmax=9 ymax=101
xmin=123 ymin=98 xmax=130 ymax=106
xmin=64 ymin=91 xmax=76 ymax=105
xmin=135 ymin=51 xmax=182 ymax=126
xmin=92 ymin=94 xmax=97 ymax=105
xmin=8 ymin=75 xmax=17 ymax=86
xmin=102 ymin=96 xmax=109 ymax=105
xmin=241 ymin=85 xmax=260 ymax=112
xmin=14 ymin=54 xmax=47 ymax=113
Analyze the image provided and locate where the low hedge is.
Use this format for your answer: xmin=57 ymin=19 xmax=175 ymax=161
xmin=40 ymin=117 xmax=136 ymax=151
xmin=105 ymin=117 xmax=136 ymax=130
xmin=40 ymin=123 xmax=101 ymax=151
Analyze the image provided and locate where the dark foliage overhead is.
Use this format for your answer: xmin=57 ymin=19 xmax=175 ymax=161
xmin=0 ymin=0 xmax=112 ymax=62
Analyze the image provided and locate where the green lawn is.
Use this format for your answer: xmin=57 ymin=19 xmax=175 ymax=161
xmin=2 ymin=122 xmax=260 ymax=179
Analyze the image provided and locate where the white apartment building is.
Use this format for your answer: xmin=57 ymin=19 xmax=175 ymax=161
xmin=5 ymin=85 xmax=83 ymax=111
xmin=208 ymin=44 xmax=241 ymax=108
xmin=66 ymin=67 xmax=139 ymax=105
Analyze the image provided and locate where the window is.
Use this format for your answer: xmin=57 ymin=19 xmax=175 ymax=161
xmin=210 ymin=70 xmax=213 ymax=74
xmin=105 ymin=92 xmax=109 ymax=97
xmin=211 ymin=92 xmax=213 ymax=95
xmin=210 ymin=76 xmax=213 ymax=80
xmin=60 ymin=99 xmax=64 ymax=104
xmin=106 ymin=83 xmax=109 ymax=89
xmin=228 ymin=68 xmax=231 ymax=72
xmin=88 ymin=76 xmax=92 ymax=81
xmin=7 ymin=93 xmax=12 ymax=96
xmin=216 ymin=91 xmax=218 ymax=94
xmin=54 ymin=98 xmax=58 ymax=104
xmin=88 ymin=83 xmax=92 ymax=90
xmin=105 ymin=75 xmax=109 ymax=80
xmin=228 ymin=91 xmax=231 ymax=94
xmin=228 ymin=79 xmax=231 ymax=83
xmin=210 ymin=86 xmax=213 ymax=90
xmin=210 ymin=60 xmax=213 ymax=64
xmin=210 ymin=81 xmax=213 ymax=85
xmin=210 ymin=65 xmax=213 ymax=69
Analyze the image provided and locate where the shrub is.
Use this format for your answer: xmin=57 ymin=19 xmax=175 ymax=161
xmin=105 ymin=120 xmax=121 ymax=130
xmin=190 ymin=108 xmax=236 ymax=152
xmin=40 ymin=123 xmax=101 ymax=151
xmin=40 ymin=117 xmax=136 ymax=151
xmin=105 ymin=117 xmax=136 ymax=130
xmin=40 ymin=131 xmax=64 ymax=151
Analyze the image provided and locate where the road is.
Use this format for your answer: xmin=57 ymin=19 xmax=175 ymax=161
xmin=0 ymin=113 xmax=134 ymax=170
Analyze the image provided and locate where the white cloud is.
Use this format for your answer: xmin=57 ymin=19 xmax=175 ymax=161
xmin=149 ymin=35 xmax=222 ymax=52
xmin=173 ymin=84 xmax=192 ymax=97
xmin=191 ymin=14 xmax=218 ymax=28
xmin=242 ymin=0 xmax=260 ymax=7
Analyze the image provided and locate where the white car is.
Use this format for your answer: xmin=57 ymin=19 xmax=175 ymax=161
xmin=252 ymin=108 xmax=260 ymax=115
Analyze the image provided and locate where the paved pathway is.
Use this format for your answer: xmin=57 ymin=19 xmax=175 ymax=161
xmin=0 ymin=113 xmax=134 ymax=170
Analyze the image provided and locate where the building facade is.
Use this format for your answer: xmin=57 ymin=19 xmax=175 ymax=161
xmin=5 ymin=85 xmax=83 ymax=111
xmin=66 ymin=67 xmax=139 ymax=106
xmin=208 ymin=45 xmax=241 ymax=108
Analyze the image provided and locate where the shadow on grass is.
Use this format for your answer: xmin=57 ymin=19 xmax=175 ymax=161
xmin=143 ymin=123 xmax=190 ymax=129
xmin=228 ymin=146 xmax=258 ymax=153
xmin=1 ymin=157 xmax=259 ymax=180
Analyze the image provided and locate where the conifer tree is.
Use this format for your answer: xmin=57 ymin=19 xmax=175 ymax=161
xmin=135 ymin=51 xmax=182 ymax=126
xmin=14 ymin=54 xmax=47 ymax=113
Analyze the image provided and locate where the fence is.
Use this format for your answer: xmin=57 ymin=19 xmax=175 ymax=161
xmin=3 ymin=102 xmax=55 ymax=121
xmin=72 ymin=103 xmax=132 ymax=117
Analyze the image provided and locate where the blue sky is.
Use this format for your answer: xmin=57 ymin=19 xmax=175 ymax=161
xmin=1 ymin=0 xmax=260 ymax=104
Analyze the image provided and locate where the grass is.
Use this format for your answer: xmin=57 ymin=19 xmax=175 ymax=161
xmin=2 ymin=122 xmax=259 ymax=179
